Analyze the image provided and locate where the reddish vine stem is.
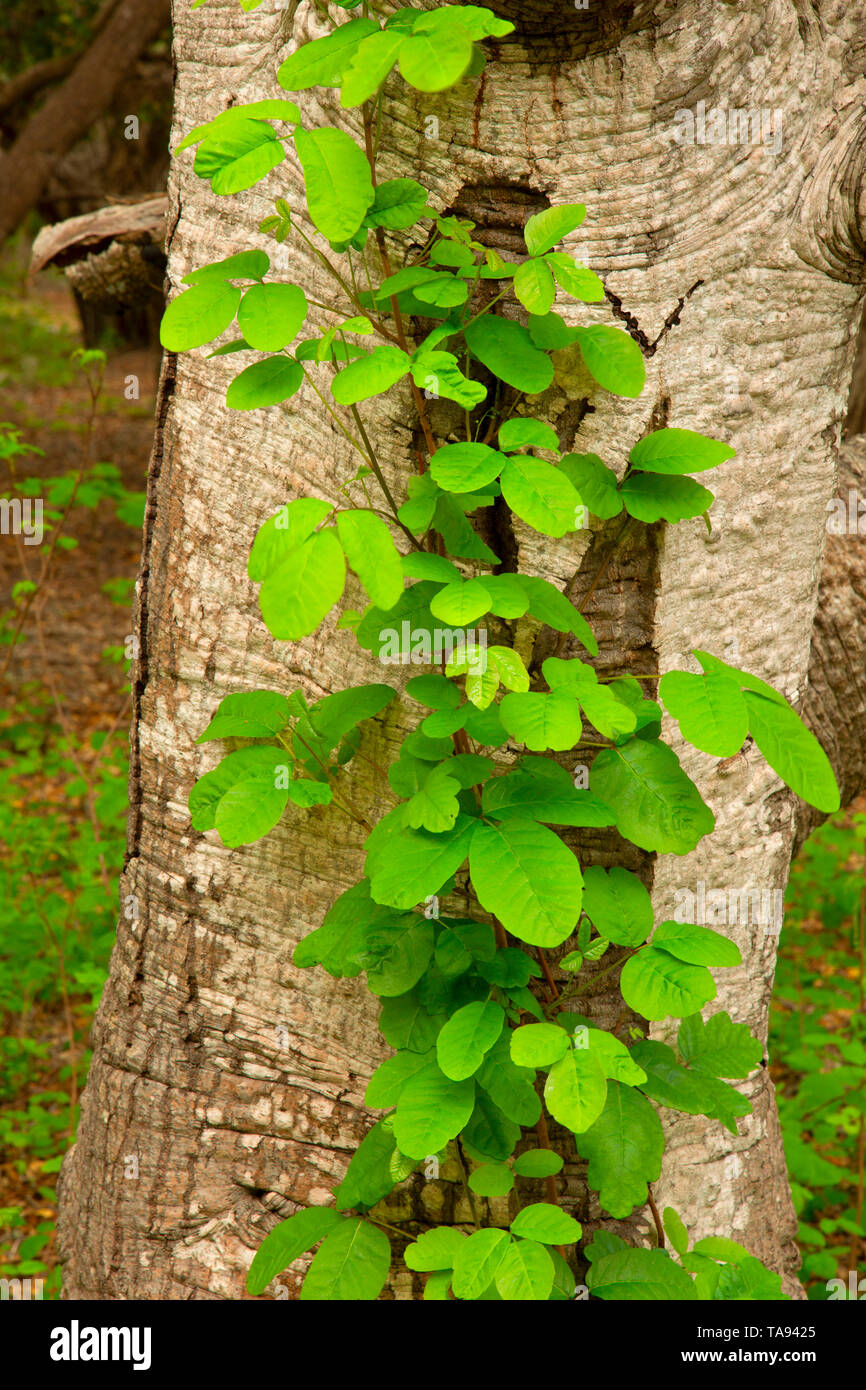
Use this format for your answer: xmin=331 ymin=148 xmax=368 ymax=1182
xmin=534 ymin=1107 xmax=567 ymax=1258
xmin=537 ymin=948 xmax=559 ymax=1001
xmin=647 ymin=1186 xmax=666 ymax=1249
xmin=360 ymin=98 xmax=438 ymax=459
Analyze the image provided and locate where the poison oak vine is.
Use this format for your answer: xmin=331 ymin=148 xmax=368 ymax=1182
xmin=161 ymin=0 xmax=841 ymax=1301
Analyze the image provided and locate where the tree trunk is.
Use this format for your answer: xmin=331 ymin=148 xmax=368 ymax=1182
xmin=58 ymin=0 xmax=866 ymax=1299
xmin=0 ymin=0 xmax=170 ymax=244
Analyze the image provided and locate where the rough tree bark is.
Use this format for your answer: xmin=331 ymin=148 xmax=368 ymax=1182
xmin=58 ymin=0 xmax=866 ymax=1299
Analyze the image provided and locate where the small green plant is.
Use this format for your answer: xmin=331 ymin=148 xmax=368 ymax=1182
xmin=163 ymin=2 xmax=840 ymax=1300
xmin=772 ymin=811 xmax=866 ymax=1297
xmin=0 ymin=344 xmax=141 ymax=1296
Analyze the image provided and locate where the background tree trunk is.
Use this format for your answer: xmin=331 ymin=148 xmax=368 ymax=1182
xmin=58 ymin=0 xmax=866 ymax=1299
xmin=0 ymin=0 xmax=171 ymax=244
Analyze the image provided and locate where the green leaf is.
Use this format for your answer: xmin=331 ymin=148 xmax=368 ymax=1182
xmin=436 ymin=1000 xmax=505 ymax=1080
xmin=212 ymin=775 xmax=288 ymax=848
xmin=429 ymin=441 xmax=505 ymax=491
xmin=363 ymin=918 xmax=435 ymax=997
xmin=410 ymin=350 xmax=487 ymax=409
xmin=237 ymin=283 xmax=307 ymax=350
xmin=619 ymin=472 xmax=713 ymax=523
xmin=429 ymin=577 xmax=492 ymax=625
xmin=652 ymin=921 xmax=741 ymax=968
xmin=575 ymin=1082 xmax=664 ymax=1218
xmin=629 ymin=427 xmax=735 ymax=475
xmin=558 ymin=452 xmax=622 ymax=519
xmin=367 ymin=814 xmax=476 ymax=910
xmin=543 ymin=253 xmax=605 ymax=302
xmin=246 ymin=1207 xmax=343 ymax=1294
xmin=678 ymin=1011 xmax=763 ymax=1079
xmin=513 ymin=258 xmax=556 ymax=315
xmin=475 ymin=1033 xmax=541 ymax=1127
xmin=629 ymin=1039 xmax=723 ymax=1117
xmin=544 ymin=1047 xmax=608 ymax=1133
xmin=495 ymin=1238 xmax=554 ymax=1300
xmin=468 ymin=1163 xmax=514 ymax=1196
xmin=331 ymin=345 xmax=411 ymax=404
xmin=524 ymin=203 xmax=586 ymax=256
xmin=258 ymin=528 xmax=345 ymax=639
xmin=620 ymin=947 xmax=716 ymax=1021
xmin=742 ymin=691 xmax=840 ymax=813
xmin=510 ymin=1023 xmax=570 ymax=1068
xmin=510 ymin=1203 xmax=582 ymax=1245
xmin=398 ymin=12 xmax=474 ymax=93
xmin=659 ymin=668 xmax=748 ymax=757
xmin=277 ymin=17 xmax=378 ymax=90
xmin=226 ymin=356 xmax=304 ymax=410
xmin=335 ymin=1118 xmax=400 ymax=1210
xmin=469 ymin=818 xmax=583 ymax=947
xmin=379 ymin=988 xmax=445 ymax=1053
xmin=406 ymin=763 xmax=462 ymax=833
xmin=518 ymin=575 xmax=599 ymax=655
xmin=294 ymin=127 xmax=374 ymax=243
xmin=581 ymin=866 xmax=653 ymax=947
xmin=451 ymin=1228 xmax=510 ymax=1300
xmin=581 ymin=1028 xmax=647 ymax=1086
xmin=572 ymin=684 xmax=637 ymax=740
xmin=183 ymin=249 xmax=270 ymax=284
xmin=160 ymin=282 xmax=240 ymax=351
xmin=393 ymin=1061 xmax=476 ymax=1158
xmin=364 ymin=1050 xmax=433 ymax=1106
xmin=414 ymin=273 xmax=469 ymax=308
xmin=482 ymin=758 xmax=615 ymax=828
xmin=484 ymin=575 xmax=530 ymax=619
xmin=300 ymin=1217 xmax=390 ymax=1301
xmin=341 ymin=30 xmax=405 ymax=107
xmin=528 ymin=311 xmax=581 ymax=350
xmin=575 ymin=325 xmax=645 ymax=398
xmin=194 ymin=117 xmax=285 ymax=194
xmin=590 ymin=737 xmax=715 ymax=855
xmin=287 ymin=779 xmax=332 ymax=807
xmin=248 ymin=498 xmax=333 ymax=580
xmin=292 ymin=881 xmax=372 ymax=977
xmin=197 ymin=689 xmax=294 ymax=742
xmin=512 ymin=1149 xmax=563 ymax=1178
xmin=715 ymin=1255 xmax=786 ymax=1301
xmin=189 ymin=745 xmax=287 ymax=837
xmin=406 ymin=674 xmax=462 ymax=709
xmin=500 ymin=455 xmax=583 ymax=537
xmin=441 ymin=5 xmax=514 ymax=40
xmin=691 ymin=1235 xmax=752 ymax=1265
xmin=306 ymin=683 xmax=396 ymax=749
xmin=499 ymin=690 xmax=582 ymax=752
xmin=498 ymin=418 xmax=559 ymax=453
xmin=336 ymin=510 xmax=403 ymax=608
xmin=663 ymin=1206 xmax=690 ymax=1257
xmin=362 ymin=176 xmax=427 ymax=228
xmin=462 ymin=1089 xmax=522 ymax=1162
xmin=404 ymin=1226 xmax=467 ymax=1271
xmin=465 ymin=316 xmax=554 ymax=394
xmin=587 ymin=1246 xmax=698 ymax=1300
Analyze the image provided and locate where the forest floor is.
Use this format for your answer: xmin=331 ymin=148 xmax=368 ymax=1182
xmin=0 ymin=240 xmax=157 ymax=1291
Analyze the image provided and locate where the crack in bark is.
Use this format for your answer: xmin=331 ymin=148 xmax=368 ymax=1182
xmin=604 ymin=279 xmax=704 ymax=357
